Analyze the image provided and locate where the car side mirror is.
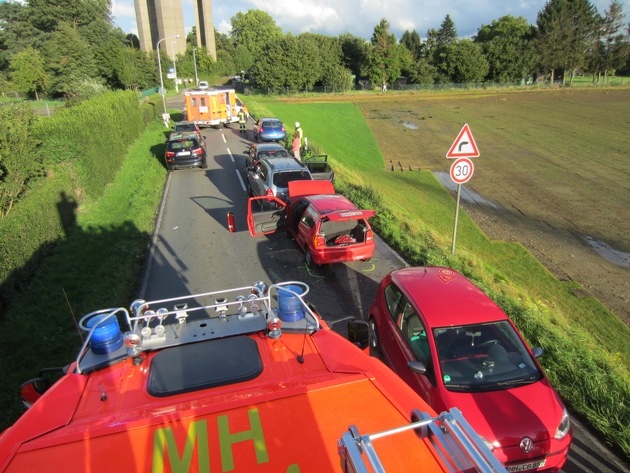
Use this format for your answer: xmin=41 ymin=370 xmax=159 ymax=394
xmin=532 ymin=347 xmax=543 ymax=358
xmin=408 ymin=360 xmax=427 ymax=375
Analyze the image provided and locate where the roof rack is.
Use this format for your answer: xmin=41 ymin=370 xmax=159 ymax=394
xmin=74 ymin=282 xmax=320 ymax=374
xmin=338 ymin=407 xmax=506 ymax=473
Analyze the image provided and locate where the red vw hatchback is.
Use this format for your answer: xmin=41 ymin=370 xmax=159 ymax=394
xmin=247 ymin=181 xmax=375 ymax=265
xmin=368 ymin=266 xmax=572 ymax=472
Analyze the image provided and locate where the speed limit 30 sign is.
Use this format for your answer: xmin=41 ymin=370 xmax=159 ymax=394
xmin=450 ymin=157 xmax=474 ymax=184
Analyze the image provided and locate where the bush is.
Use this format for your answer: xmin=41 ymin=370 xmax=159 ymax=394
xmin=0 ymin=103 xmax=43 ymax=217
xmin=33 ymin=90 xmax=144 ymax=199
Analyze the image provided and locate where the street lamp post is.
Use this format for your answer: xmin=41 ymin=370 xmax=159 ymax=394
xmin=171 ymin=42 xmax=179 ymax=94
xmin=156 ymin=34 xmax=179 ymax=126
xmin=192 ymin=48 xmax=199 ymax=86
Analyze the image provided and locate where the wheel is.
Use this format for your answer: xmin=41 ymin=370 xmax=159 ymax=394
xmin=368 ymin=317 xmax=381 ymax=357
xmin=305 ymin=250 xmax=315 ymax=267
xmin=200 ymin=159 xmax=208 ymax=169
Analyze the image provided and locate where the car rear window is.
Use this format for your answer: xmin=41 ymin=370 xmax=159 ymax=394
xmin=259 ymin=150 xmax=289 ymax=159
xmin=175 ymin=124 xmax=196 ymax=132
xmin=170 ymin=139 xmax=197 ymax=150
xmin=263 ymin=120 xmax=283 ymax=128
xmin=273 ymin=170 xmax=311 ymax=187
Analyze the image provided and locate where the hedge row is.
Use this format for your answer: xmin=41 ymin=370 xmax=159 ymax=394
xmin=0 ymin=91 xmax=161 ymax=310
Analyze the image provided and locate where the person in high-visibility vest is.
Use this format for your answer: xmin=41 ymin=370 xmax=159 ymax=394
xmin=294 ymin=122 xmax=303 ymax=145
xmin=238 ymin=109 xmax=248 ymax=133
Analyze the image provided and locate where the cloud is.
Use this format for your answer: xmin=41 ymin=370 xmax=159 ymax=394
xmin=111 ymin=0 xmax=136 ymax=20
xmin=114 ymin=0 xmax=628 ymax=40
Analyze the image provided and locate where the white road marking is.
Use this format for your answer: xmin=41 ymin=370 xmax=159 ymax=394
xmin=235 ymin=169 xmax=246 ymax=192
xmin=222 ymin=134 xmax=227 ymax=143
xmin=227 ymin=148 xmax=234 ymax=163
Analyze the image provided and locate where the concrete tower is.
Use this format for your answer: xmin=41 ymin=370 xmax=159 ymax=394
xmin=194 ymin=0 xmax=217 ymax=60
xmin=134 ymin=0 xmax=216 ymax=59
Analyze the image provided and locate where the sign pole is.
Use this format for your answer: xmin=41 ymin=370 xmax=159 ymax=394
xmin=446 ymin=124 xmax=479 ymax=255
xmin=452 ymin=184 xmax=462 ymax=254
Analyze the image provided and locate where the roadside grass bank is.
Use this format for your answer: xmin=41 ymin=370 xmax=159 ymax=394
xmin=246 ymin=95 xmax=630 ymax=457
xmin=0 ymin=120 xmax=167 ymax=430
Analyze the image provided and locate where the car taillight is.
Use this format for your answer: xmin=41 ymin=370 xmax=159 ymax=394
xmin=265 ymin=188 xmax=274 ymax=201
xmin=313 ymin=234 xmax=326 ymax=247
xmin=166 ymin=151 xmax=175 ymax=158
xmin=193 ymin=148 xmax=203 ymax=155
xmin=259 ymin=127 xmax=265 ymax=133
xmin=366 ymin=229 xmax=373 ymax=241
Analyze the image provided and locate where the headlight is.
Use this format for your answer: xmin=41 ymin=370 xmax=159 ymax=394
xmin=554 ymin=408 xmax=571 ymax=440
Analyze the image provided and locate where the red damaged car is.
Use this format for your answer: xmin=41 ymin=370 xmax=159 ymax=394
xmin=247 ymin=180 xmax=375 ymax=266
xmin=368 ymin=266 xmax=572 ymax=472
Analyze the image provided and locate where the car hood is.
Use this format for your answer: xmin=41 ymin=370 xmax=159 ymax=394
xmin=440 ymin=379 xmax=565 ymax=447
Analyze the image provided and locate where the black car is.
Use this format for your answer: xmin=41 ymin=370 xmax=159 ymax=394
xmin=164 ymin=136 xmax=207 ymax=171
xmin=244 ymin=143 xmax=291 ymax=169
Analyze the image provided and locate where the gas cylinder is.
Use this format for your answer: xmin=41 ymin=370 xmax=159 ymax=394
xmin=227 ymin=211 xmax=235 ymax=232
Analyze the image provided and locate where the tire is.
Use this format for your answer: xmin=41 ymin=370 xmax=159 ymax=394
xmin=201 ymin=159 xmax=208 ymax=169
xmin=368 ymin=317 xmax=381 ymax=357
xmin=305 ymin=250 xmax=315 ymax=267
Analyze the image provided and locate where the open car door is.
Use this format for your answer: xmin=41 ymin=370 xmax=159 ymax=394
xmin=247 ymin=196 xmax=288 ymax=236
xmin=302 ymin=155 xmax=334 ymax=181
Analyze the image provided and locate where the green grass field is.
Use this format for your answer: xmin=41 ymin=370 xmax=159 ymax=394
xmin=247 ymin=88 xmax=630 ymax=457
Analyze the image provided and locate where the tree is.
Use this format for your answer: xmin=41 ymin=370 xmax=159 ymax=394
xmin=589 ymin=0 xmax=629 ymax=80
xmin=40 ymin=22 xmax=98 ymax=97
xmin=442 ymin=40 xmax=489 ymax=83
xmin=339 ymin=33 xmax=371 ymax=80
xmin=25 ymin=0 xmax=111 ymax=34
xmin=407 ymin=58 xmax=437 ymax=84
xmin=428 ymin=15 xmax=459 ymax=82
xmin=9 ymin=47 xmax=48 ymax=100
xmin=233 ymin=44 xmax=254 ymax=74
xmin=322 ymin=63 xmax=354 ymax=92
xmin=400 ymin=30 xmax=423 ymax=60
xmin=230 ymin=10 xmax=283 ymax=60
xmin=367 ymin=19 xmax=402 ymax=88
xmin=537 ymin=0 xmax=600 ymax=84
xmin=474 ymin=16 xmax=537 ymax=82
xmin=436 ymin=15 xmax=458 ymax=46
xmin=0 ymin=1 xmax=44 ymax=70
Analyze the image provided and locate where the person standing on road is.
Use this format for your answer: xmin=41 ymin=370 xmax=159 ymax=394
xmin=237 ymin=109 xmax=248 ymax=133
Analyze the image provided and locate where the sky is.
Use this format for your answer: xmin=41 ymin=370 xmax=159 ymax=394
xmin=111 ymin=0 xmax=627 ymax=41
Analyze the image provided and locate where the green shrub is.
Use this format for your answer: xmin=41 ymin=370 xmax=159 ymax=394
xmin=33 ymin=91 xmax=144 ymax=199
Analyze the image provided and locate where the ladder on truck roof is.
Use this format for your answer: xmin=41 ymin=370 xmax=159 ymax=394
xmin=338 ymin=407 xmax=507 ymax=473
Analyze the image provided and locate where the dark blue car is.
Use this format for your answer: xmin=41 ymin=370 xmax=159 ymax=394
xmin=253 ymin=118 xmax=287 ymax=142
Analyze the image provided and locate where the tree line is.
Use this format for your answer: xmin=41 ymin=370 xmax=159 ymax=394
xmin=0 ymin=0 xmax=628 ymax=100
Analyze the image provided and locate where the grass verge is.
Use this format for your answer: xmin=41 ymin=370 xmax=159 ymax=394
xmin=0 ymin=119 xmax=167 ymax=430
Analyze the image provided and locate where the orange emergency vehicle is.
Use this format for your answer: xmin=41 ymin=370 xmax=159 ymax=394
xmin=184 ymin=88 xmax=248 ymax=128
xmin=0 ymin=281 xmax=506 ymax=472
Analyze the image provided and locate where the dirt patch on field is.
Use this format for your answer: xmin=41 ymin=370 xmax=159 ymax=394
xmin=354 ymin=89 xmax=630 ymax=325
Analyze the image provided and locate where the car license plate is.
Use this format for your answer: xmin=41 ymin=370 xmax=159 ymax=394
xmin=177 ymin=151 xmax=191 ymax=156
xmin=507 ymin=459 xmax=546 ymax=472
